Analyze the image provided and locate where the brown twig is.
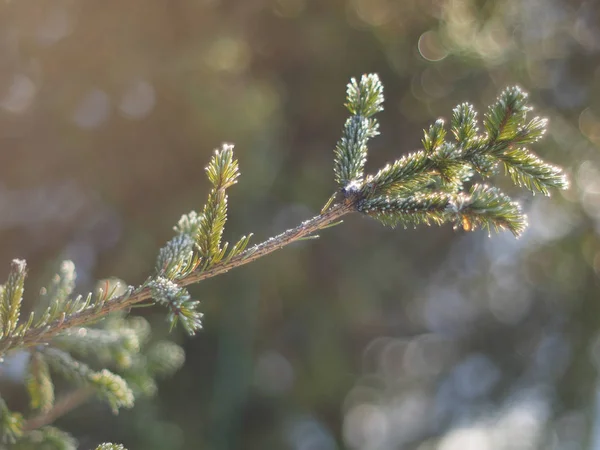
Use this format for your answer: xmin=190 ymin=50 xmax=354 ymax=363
xmin=0 ymin=201 xmax=354 ymax=354
xmin=23 ymin=387 xmax=93 ymax=431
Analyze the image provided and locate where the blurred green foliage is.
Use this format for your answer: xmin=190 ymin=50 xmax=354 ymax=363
xmin=0 ymin=0 xmax=598 ymax=449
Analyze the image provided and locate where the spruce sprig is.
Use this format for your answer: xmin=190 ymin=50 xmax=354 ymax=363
xmin=358 ymin=192 xmax=451 ymax=228
xmin=498 ymin=147 xmax=565 ymax=195
xmin=457 ymin=184 xmax=526 ymax=235
xmin=483 ymin=86 xmax=531 ymax=142
xmin=335 ymin=77 xmax=567 ymax=235
xmin=357 ymin=184 xmax=525 ymax=236
xmin=451 ymin=103 xmax=478 ymax=144
xmin=363 ymin=152 xmax=435 ymax=197
xmin=151 ymin=143 xmax=253 ymax=333
xmin=333 ymin=74 xmax=384 ymax=187
xmin=423 ymin=119 xmax=447 ymax=154
xmin=155 ymin=234 xmax=196 ymax=280
xmin=197 ymin=143 xmax=240 ymax=267
xmin=0 ymin=260 xmax=27 ymax=337
xmin=149 ymin=277 xmax=202 ymax=335
xmin=345 ymin=73 xmax=385 ymax=117
xmin=462 ymin=87 xmax=566 ymax=194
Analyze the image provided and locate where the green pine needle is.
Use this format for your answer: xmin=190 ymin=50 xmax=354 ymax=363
xmin=224 ymin=234 xmax=253 ymax=263
xmin=321 ymin=192 xmax=338 ymax=213
xmin=320 ymin=220 xmax=344 ymax=230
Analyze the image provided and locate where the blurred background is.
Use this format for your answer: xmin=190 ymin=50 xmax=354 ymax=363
xmin=0 ymin=0 xmax=597 ymax=448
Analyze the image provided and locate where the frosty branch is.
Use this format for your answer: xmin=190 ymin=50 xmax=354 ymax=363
xmin=0 ymin=74 xmax=567 ymax=448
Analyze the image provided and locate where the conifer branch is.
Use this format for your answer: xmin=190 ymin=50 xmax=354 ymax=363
xmin=0 ymin=75 xmax=568 ymax=354
xmin=0 ymin=202 xmax=354 ymax=353
xmin=0 ymin=74 xmax=568 ymax=449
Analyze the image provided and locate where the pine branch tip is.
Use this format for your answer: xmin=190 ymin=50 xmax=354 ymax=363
xmin=345 ymin=73 xmax=384 ymax=117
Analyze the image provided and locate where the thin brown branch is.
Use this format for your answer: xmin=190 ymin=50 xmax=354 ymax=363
xmin=23 ymin=387 xmax=93 ymax=431
xmin=0 ymin=201 xmax=354 ymax=354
